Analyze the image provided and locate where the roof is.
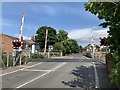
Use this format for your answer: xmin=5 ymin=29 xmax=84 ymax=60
xmin=0 ymin=34 xmax=35 ymax=44
xmin=0 ymin=33 xmax=18 ymax=40
xmin=84 ymin=44 xmax=91 ymax=49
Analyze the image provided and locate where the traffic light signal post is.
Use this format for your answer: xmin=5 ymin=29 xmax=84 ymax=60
xmin=12 ymin=39 xmax=23 ymax=66
xmin=12 ymin=14 xmax=25 ymax=66
xmin=99 ymin=37 xmax=110 ymax=59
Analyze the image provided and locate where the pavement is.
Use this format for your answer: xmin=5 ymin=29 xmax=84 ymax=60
xmin=1 ymin=53 xmax=113 ymax=90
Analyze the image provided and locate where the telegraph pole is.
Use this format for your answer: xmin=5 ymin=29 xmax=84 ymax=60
xmin=44 ymin=29 xmax=48 ymax=54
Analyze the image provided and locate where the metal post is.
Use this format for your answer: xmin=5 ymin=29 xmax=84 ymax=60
xmin=99 ymin=46 xmax=102 ymax=60
xmin=7 ymin=53 xmax=9 ymax=67
xmin=19 ymin=53 xmax=22 ymax=65
xmin=60 ymin=50 xmax=62 ymax=57
xmin=48 ymin=46 xmax=50 ymax=58
xmin=12 ymin=52 xmax=16 ymax=66
xmin=25 ymin=54 xmax=27 ymax=64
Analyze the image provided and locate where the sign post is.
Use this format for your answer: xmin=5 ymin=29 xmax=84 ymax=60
xmin=48 ymin=45 xmax=53 ymax=58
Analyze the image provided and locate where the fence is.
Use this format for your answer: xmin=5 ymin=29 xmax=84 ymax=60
xmin=0 ymin=50 xmax=31 ymax=69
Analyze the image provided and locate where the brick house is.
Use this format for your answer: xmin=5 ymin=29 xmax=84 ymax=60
xmin=0 ymin=34 xmax=36 ymax=53
xmin=0 ymin=34 xmax=18 ymax=53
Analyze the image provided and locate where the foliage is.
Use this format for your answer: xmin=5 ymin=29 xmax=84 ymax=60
xmin=57 ymin=30 xmax=68 ymax=42
xmin=35 ymin=26 xmax=82 ymax=55
xmin=79 ymin=45 xmax=83 ymax=52
xmin=53 ymin=42 xmax=62 ymax=51
xmin=32 ymin=54 xmax=45 ymax=59
xmin=35 ymin=26 xmax=57 ymax=50
xmin=0 ymin=52 xmax=13 ymax=67
xmin=62 ymin=39 xmax=80 ymax=54
xmin=84 ymin=2 xmax=120 ymax=86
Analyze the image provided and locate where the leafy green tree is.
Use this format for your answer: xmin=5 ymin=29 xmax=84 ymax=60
xmin=84 ymin=2 xmax=120 ymax=86
xmin=54 ymin=30 xmax=68 ymax=53
xmin=62 ymin=39 xmax=80 ymax=54
xmin=54 ymin=42 xmax=61 ymax=52
xmin=79 ymin=45 xmax=83 ymax=52
xmin=54 ymin=32 xmax=81 ymax=54
xmin=57 ymin=30 xmax=68 ymax=42
xmin=35 ymin=26 xmax=57 ymax=51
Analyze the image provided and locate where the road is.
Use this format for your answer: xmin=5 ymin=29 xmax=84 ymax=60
xmin=1 ymin=53 xmax=111 ymax=90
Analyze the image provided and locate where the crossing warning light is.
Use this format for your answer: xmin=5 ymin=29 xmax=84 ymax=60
xmin=99 ymin=37 xmax=108 ymax=46
xmin=12 ymin=40 xmax=23 ymax=49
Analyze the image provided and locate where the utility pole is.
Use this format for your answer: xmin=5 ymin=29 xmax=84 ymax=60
xmin=44 ymin=29 xmax=48 ymax=54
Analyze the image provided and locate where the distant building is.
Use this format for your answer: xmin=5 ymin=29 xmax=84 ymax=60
xmin=0 ymin=34 xmax=36 ymax=53
xmin=84 ymin=44 xmax=92 ymax=52
xmin=82 ymin=44 xmax=100 ymax=56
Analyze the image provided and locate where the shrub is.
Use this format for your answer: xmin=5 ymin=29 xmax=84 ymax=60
xmin=32 ymin=54 xmax=45 ymax=59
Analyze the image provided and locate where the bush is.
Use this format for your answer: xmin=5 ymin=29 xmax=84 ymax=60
xmin=109 ymin=51 xmax=120 ymax=86
xmin=32 ymin=54 xmax=45 ymax=59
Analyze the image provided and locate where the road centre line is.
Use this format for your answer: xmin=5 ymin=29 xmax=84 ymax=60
xmin=92 ymin=62 xmax=100 ymax=88
xmin=16 ymin=62 xmax=67 ymax=88
xmin=0 ymin=62 xmax=43 ymax=76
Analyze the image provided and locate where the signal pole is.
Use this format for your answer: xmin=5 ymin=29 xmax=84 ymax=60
xmin=12 ymin=14 xmax=25 ymax=66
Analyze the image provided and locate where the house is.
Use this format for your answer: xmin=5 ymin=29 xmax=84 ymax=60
xmin=0 ymin=34 xmax=18 ymax=53
xmin=0 ymin=34 xmax=36 ymax=53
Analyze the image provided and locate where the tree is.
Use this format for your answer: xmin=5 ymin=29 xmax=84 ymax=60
xmin=54 ymin=30 xmax=81 ymax=55
xmin=84 ymin=2 xmax=120 ymax=86
xmin=54 ymin=30 xmax=68 ymax=54
xmin=62 ymin=39 xmax=80 ymax=54
xmin=35 ymin=26 xmax=57 ymax=51
xmin=54 ymin=42 xmax=61 ymax=52
xmin=79 ymin=45 xmax=83 ymax=52
xmin=57 ymin=30 xmax=68 ymax=42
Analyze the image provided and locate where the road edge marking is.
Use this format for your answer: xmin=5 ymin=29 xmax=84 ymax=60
xmin=92 ymin=62 xmax=100 ymax=88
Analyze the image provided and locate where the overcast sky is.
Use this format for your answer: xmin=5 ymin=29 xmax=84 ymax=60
xmin=1 ymin=2 xmax=108 ymax=47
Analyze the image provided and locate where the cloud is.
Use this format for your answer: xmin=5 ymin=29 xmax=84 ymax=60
xmin=22 ymin=35 xmax=31 ymax=40
xmin=14 ymin=34 xmax=31 ymax=40
xmin=68 ymin=28 xmax=108 ymax=47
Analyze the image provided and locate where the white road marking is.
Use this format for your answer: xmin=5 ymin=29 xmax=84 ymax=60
xmin=24 ymin=69 xmax=52 ymax=72
xmin=51 ymin=62 xmax=67 ymax=71
xmin=16 ymin=62 xmax=67 ymax=88
xmin=69 ymin=57 xmax=74 ymax=59
xmin=18 ymin=66 xmax=31 ymax=68
xmin=0 ymin=62 xmax=43 ymax=76
xmin=28 ymin=62 xmax=43 ymax=68
xmin=92 ymin=62 xmax=99 ymax=88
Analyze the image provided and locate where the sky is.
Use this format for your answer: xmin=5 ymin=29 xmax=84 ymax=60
xmin=1 ymin=2 xmax=108 ymax=47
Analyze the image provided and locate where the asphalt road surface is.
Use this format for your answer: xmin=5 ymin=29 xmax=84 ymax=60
xmin=1 ymin=54 xmax=111 ymax=90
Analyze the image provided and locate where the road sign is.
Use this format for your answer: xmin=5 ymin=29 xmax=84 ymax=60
xmin=49 ymin=45 xmax=53 ymax=51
